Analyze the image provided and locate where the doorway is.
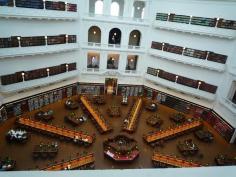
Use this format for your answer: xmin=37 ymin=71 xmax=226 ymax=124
xmin=105 ymin=78 xmax=118 ymax=95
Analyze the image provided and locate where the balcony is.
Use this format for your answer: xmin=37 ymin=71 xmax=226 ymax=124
xmin=153 ymin=20 xmax=236 ymax=39
xmin=219 ymin=96 xmax=236 ymax=115
xmin=81 ymin=68 xmax=142 ymax=77
xmin=0 ymin=70 xmax=79 ymax=93
xmin=82 ymin=42 xmax=145 ymax=53
xmin=0 ymin=1 xmax=78 ymax=20
xmin=144 ymin=73 xmax=216 ymax=101
xmin=148 ymin=48 xmax=225 ymax=72
xmin=82 ymin=13 xmax=149 ymax=26
xmin=0 ymin=43 xmax=79 ymax=59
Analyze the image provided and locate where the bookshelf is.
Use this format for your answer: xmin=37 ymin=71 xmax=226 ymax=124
xmin=1 ymin=62 xmax=77 ymax=85
xmin=151 ymin=41 xmax=227 ymax=64
xmin=146 ymin=67 xmax=217 ymax=94
xmin=154 ymin=12 xmax=236 ymax=39
xmin=0 ymin=0 xmax=78 ymax=20
xmin=0 ymin=34 xmax=78 ymax=58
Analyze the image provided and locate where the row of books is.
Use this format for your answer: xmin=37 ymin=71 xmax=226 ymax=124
xmin=1 ymin=62 xmax=77 ymax=85
xmin=151 ymin=41 xmax=227 ymax=64
xmin=0 ymin=34 xmax=77 ymax=48
xmin=0 ymin=0 xmax=77 ymax=12
xmin=146 ymin=67 xmax=218 ymax=94
xmin=0 ymin=36 xmax=19 ymax=48
xmin=0 ymin=0 xmax=14 ymax=6
xmin=156 ymin=12 xmax=236 ymax=30
xmin=4 ymin=84 xmax=77 ymax=117
xmin=15 ymin=0 xmax=44 ymax=9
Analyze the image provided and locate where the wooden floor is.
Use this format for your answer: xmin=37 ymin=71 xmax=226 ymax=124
xmin=0 ymin=95 xmax=235 ymax=170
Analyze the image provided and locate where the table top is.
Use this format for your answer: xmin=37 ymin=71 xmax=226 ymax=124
xmin=18 ymin=117 xmax=94 ymax=144
xmin=144 ymin=120 xmax=202 ymax=143
xmin=42 ymin=153 xmax=95 ymax=170
xmin=152 ymin=153 xmax=201 ymax=168
xmin=80 ymin=96 xmax=111 ymax=133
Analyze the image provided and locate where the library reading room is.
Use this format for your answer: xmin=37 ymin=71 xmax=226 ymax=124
xmin=0 ymin=0 xmax=236 ymax=177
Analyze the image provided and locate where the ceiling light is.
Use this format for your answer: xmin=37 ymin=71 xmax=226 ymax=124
xmin=137 ymin=7 xmax=140 ymax=10
xmin=130 ymin=59 xmax=134 ymax=62
xmin=133 ymin=35 xmax=137 ymax=38
xmin=93 ymin=31 xmax=96 ymax=35
xmin=114 ymin=33 xmax=117 ymax=36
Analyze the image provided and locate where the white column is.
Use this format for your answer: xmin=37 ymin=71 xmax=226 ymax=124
xmin=119 ymin=53 xmax=127 ymax=72
xmin=230 ymin=129 xmax=236 ymax=143
xmin=103 ymin=0 xmax=112 ymax=16
xmin=100 ymin=51 xmax=108 ymax=71
xmin=123 ymin=0 xmax=134 ymax=18
xmin=121 ymin=27 xmax=129 ymax=47
xmin=101 ymin=26 xmax=110 ymax=45
xmin=143 ymin=0 xmax=150 ymax=20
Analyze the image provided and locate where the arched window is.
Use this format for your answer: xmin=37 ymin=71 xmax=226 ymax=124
xmin=110 ymin=2 xmax=120 ymax=16
xmin=133 ymin=1 xmax=145 ymax=19
xmin=88 ymin=26 xmax=101 ymax=44
xmin=128 ymin=30 xmax=141 ymax=46
xmin=108 ymin=28 xmax=122 ymax=45
xmin=95 ymin=0 xmax=103 ymax=14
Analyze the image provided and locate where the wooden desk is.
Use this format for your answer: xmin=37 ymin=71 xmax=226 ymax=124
xmin=123 ymin=98 xmax=142 ymax=133
xmin=152 ymin=153 xmax=201 ymax=168
xmin=17 ymin=117 xmax=94 ymax=145
xmin=42 ymin=153 xmax=95 ymax=170
xmin=80 ymin=96 xmax=112 ymax=133
xmin=144 ymin=120 xmax=202 ymax=144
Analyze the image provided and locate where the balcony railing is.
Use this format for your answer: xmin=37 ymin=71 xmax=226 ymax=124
xmin=85 ymin=13 xmax=147 ymax=23
xmin=84 ymin=42 xmax=145 ymax=51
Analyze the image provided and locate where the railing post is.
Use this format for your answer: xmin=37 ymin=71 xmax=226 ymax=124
xmin=189 ymin=16 xmax=192 ymax=24
xmin=45 ymin=36 xmax=47 ymax=46
xmin=206 ymin=51 xmax=210 ymax=60
xmin=46 ymin=68 xmax=50 ymax=77
xmin=43 ymin=0 xmax=46 ymax=10
xmin=197 ymin=81 xmax=201 ymax=89
xmin=17 ymin=37 xmax=21 ymax=47
xmin=215 ymin=18 xmax=220 ymax=28
xmin=21 ymin=72 xmax=25 ymax=82
xmin=66 ymin=64 xmax=69 ymax=72
xmin=175 ymin=76 xmax=178 ymax=83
